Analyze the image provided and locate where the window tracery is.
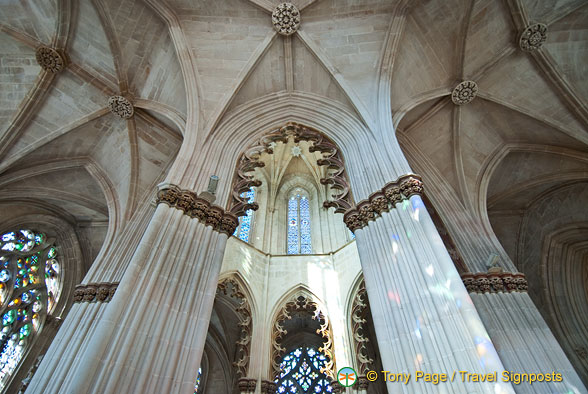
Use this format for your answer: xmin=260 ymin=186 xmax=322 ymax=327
xmin=276 ymin=347 xmax=333 ymax=394
xmin=233 ymin=189 xmax=255 ymax=243
xmin=0 ymin=229 xmax=61 ymax=390
xmin=287 ymin=191 xmax=311 ymax=254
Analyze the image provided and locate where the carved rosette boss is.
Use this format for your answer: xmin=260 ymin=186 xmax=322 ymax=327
xmin=519 ymin=23 xmax=547 ymax=52
xmin=272 ymin=3 xmax=300 ymax=35
xmin=35 ymin=46 xmax=66 ymax=73
xmin=108 ymin=95 xmax=134 ymax=119
xmin=451 ymin=81 xmax=478 ymax=105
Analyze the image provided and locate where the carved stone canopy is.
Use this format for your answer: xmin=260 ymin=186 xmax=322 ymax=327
xmin=272 ymin=3 xmax=300 ymax=36
xmin=451 ymin=81 xmax=478 ymax=105
xmin=108 ymin=95 xmax=134 ymax=119
xmin=35 ymin=46 xmax=66 ymax=73
xmin=519 ymin=23 xmax=547 ymax=52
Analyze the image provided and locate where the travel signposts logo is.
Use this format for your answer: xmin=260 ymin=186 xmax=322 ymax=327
xmin=337 ymin=367 xmax=358 ymax=387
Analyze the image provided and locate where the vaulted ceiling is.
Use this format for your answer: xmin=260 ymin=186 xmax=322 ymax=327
xmin=0 ymin=0 xmax=587 ymax=379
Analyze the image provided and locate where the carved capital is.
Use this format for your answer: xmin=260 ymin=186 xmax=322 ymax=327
xmin=461 ymin=272 xmax=528 ymax=294
xmin=74 ymin=282 xmax=118 ymax=303
xmin=260 ymin=380 xmax=277 ymax=394
xmin=157 ymin=185 xmax=239 ymax=235
xmin=343 ymin=174 xmax=424 ymax=231
xmin=238 ymin=378 xmax=256 ymax=392
xmin=35 ymin=46 xmax=66 ymax=72
xmin=357 ymin=375 xmax=369 ymax=390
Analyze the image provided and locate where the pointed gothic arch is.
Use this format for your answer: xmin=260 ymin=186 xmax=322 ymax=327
xmin=227 ymin=122 xmax=355 ymax=222
xmin=215 ymin=272 xmax=255 ymax=379
xmin=269 ymin=286 xmax=336 ymax=382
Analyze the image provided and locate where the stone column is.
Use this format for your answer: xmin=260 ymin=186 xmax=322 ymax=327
xmin=463 ymin=272 xmax=586 ymax=393
xmin=25 ymin=194 xmax=156 ymax=394
xmin=344 ymin=176 xmax=515 ymax=393
xmin=29 ymin=185 xmax=238 ymax=394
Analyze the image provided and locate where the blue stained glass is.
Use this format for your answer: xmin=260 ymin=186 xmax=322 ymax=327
xmin=233 ymin=189 xmax=255 ymax=243
xmin=299 ymin=197 xmax=311 ymax=254
xmin=275 ymin=347 xmax=332 ymax=393
xmin=348 ymin=229 xmax=355 ymax=241
xmin=287 ymin=197 xmax=299 ymax=254
xmin=287 ymin=194 xmax=312 ymax=254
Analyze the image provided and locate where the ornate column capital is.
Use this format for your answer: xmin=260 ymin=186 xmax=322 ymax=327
xmin=73 ymin=282 xmax=119 ymax=303
xmin=156 ymin=184 xmax=239 ymax=235
xmin=260 ymin=380 xmax=277 ymax=394
xmin=357 ymin=375 xmax=369 ymax=390
xmin=461 ymin=271 xmax=528 ymax=294
xmin=237 ymin=378 xmax=257 ymax=393
xmin=343 ymin=174 xmax=424 ymax=231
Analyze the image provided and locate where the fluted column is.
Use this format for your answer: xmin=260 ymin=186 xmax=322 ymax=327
xmin=26 ymin=193 xmax=155 ymax=394
xmin=465 ymin=278 xmax=586 ymax=393
xmin=346 ymin=178 xmax=514 ymax=393
xmin=27 ymin=183 xmax=239 ymax=394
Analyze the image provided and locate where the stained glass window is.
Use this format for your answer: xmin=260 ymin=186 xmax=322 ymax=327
xmin=193 ymin=367 xmax=202 ymax=393
xmin=287 ymin=192 xmax=312 ymax=254
xmin=275 ymin=347 xmax=333 ymax=393
xmin=233 ymin=189 xmax=255 ymax=243
xmin=0 ymin=229 xmax=61 ymax=391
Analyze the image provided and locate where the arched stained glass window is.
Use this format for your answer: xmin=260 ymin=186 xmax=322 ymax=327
xmin=193 ymin=367 xmax=202 ymax=393
xmin=287 ymin=191 xmax=311 ymax=255
xmin=275 ymin=347 xmax=333 ymax=393
xmin=0 ymin=229 xmax=61 ymax=391
xmin=233 ymin=189 xmax=255 ymax=243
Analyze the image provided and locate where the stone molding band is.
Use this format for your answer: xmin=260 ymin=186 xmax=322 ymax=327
xmin=73 ymin=282 xmax=119 ymax=303
xmin=343 ymin=174 xmax=424 ymax=231
xmin=237 ymin=378 xmax=257 ymax=392
xmin=260 ymin=381 xmax=277 ymax=394
xmin=156 ymin=184 xmax=239 ymax=236
xmin=461 ymin=272 xmax=528 ymax=294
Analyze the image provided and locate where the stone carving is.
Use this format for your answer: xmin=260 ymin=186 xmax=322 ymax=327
xmin=343 ymin=174 xmax=424 ymax=231
xmin=575 ymin=347 xmax=588 ymax=360
xmin=260 ymin=380 xmax=277 ymax=394
xmin=217 ymin=278 xmax=253 ymax=378
xmin=229 ymin=123 xmax=354 ymax=218
xmin=237 ymin=378 xmax=257 ymax=393
xmin=157 ymin=185 xmax=239 ymax=235
xmin=357 ymin=375 xmax=369 ymax=390
xmin=460 ymin=272 xmax=528 ymax=293
xmin=519 ymin=23 xmax=547 ymax=52
xmin=272 ymin=3 xmax=300 ymax=36
xmin=73 ymin=282 xmax=118 ymax=303
xmin=351 ymin=280 xmax=373 ymax=376
xmin=108 ymin=96 xmax=134 ymax=119
xmin=330 ymin=382 xmax=344 ymax=393
xmin=451 ymin=81 xmax=478 ymax=105
xmin=271 ymin=293 xmax=336 ymax=380
xmin=35 ymin=46 xmax=66 ymax=73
